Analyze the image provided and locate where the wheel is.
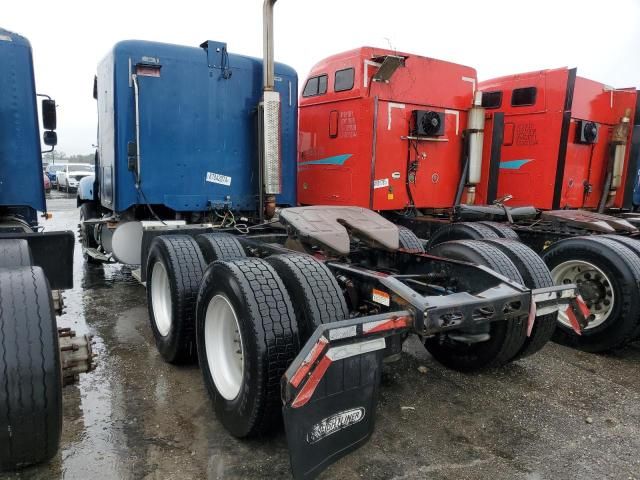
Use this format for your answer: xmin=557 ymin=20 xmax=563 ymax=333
xmin=0 ymin=267 xmax=62 ymax=470
xmin=266 ymin=254 xmax=349 ymax=342
xmin=427 ymin=222 xmax=500 ymax=249
xmin=0 ymin=239 xmax=33 ymax=268
xmin=146 ymin=235 xmax=207 ymax=363
xmin=195 ymin=258 xmax=299 ymax=437
xmin=477 ymin=221 xmax=519 ymax=240
xmin=484 ymin=239 xmax=556 ymax=359
xmin=542 ymin=236 xmax=640 ymax=352
xmin=79 ymin=203 xmax=101 ymax=264
xmin=425 ymin=240 xmax=527 ymax=371
xmin=397 ymin=226 xmax=426 ymax=253
xmin=195 ymin=233 xmax=246 ymax=264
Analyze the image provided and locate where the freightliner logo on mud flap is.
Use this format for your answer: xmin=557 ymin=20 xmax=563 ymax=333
xmin=306 ymin=407 xmax=365 ymax=444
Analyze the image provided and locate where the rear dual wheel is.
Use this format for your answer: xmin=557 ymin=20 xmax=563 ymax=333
xmin=195 ymin=258 xmax=300 ymax=437
xmin=426 ymin=240 xmax=528 ymax=371
xmin=146 ymin=235 xmax=207 ymax=363
xmin=542 ymin=236 xmax=640 ymax=352
xmin=484 ymin=239 xmax=557 ymax=360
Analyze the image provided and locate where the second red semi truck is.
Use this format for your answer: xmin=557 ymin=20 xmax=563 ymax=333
xmin=297 ymin=48 xmax=640 ymax=353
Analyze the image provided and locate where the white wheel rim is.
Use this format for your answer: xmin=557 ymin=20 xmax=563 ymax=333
xmin=150 ymin=261 xmax=172 ymax=337
xmin=551 ymin=260 xmax=614 ymax=330
xmin=204 ymin=294 xmax=244 ymax=401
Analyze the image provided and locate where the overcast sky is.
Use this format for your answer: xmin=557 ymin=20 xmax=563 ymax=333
xmin=5 ymin=0 xmax=640 ymax=155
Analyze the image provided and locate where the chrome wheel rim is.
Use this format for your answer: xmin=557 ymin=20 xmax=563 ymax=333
xmin=551 ymin=260 xmax=614 ymax=330
xmin=150 ymin=261 xmax=172 ymax=336
xmin=204 ymin=294 xmax=244 ymax=401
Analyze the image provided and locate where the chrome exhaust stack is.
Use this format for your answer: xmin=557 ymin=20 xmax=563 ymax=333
xmin=259 ymin=0 xmax=281 ymax=219
xmin=466 ymin=91 xmax=485 ymax=204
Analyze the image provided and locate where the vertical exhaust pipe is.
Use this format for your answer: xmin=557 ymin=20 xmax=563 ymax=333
xmin=466 ymin=91 xmax=485 ymax=204
xmin=600 ymin=108 xmax=632 ymax=210
xmin=259 ymin=0 xmax=281 ymax=219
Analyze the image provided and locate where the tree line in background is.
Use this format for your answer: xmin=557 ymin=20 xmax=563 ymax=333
xmin=42 ymin=151 xmax=94 ymax=165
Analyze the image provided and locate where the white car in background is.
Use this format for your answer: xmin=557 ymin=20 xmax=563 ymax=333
xmin=57 ymin=163 xmax=94 ymax=192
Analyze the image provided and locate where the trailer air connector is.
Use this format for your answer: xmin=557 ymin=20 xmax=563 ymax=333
xmin=466 ymin=91 xmax=485 ymax=205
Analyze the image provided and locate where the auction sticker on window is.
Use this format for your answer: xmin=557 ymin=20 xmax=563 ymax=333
xmin=206 ymin=172 xmax=232 ymax=186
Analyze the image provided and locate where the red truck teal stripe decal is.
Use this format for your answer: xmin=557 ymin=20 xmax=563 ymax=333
xmin=499 ymin=159 xmax=533 ymax=170
xmin=299 ymin=154 xmax=352 ymax=166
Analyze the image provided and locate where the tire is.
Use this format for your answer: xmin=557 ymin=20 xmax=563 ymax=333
xmin=195 ymin=233 xmax=246 ymax=264
xmin=146 ymin=235 xmax=207 ymax=364
xmin=266 ymin=254 xmax=349 ymax=342
xmin=195 ymin=258 xmax=299 ymax=437
xmin=0 ymin=239 xmax=33 ymax=268
xmin=542 ymin=236 xmax=640 ymax=352
xmin=477 ymin=221 xmax=519 ymax=240
xmin=484 ymin=239 xmax=557 ymax=359
xmin=602 ymin=234 xmax=640 ymax=257
xmin=427 ymin=222 xmax=500 ymax=249
xmin=425 ymin=240 xmax=527 ymax=371
xmin=79 ymin=203 xmax=101 ymax=264
xmin=397 ymin=226 xmax=426 ymax=253
xmin=0 ymin=267 xmax=62 ymax=470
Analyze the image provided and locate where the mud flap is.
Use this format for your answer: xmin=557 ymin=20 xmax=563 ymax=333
xmin=281 ymin=313 xmax=411 ymax=479
xmin=531 ymin=284 xmax=587 ymax=335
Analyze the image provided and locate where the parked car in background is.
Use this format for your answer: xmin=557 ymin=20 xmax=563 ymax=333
xmin=57 ymin=163 xmax=94 ymax=192
xmin=43 ymin=173 xmax=51 ymax=193
xmin=45 ymin=163 xmax=66 ymax=187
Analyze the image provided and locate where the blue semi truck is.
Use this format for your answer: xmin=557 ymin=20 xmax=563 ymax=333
xmin=0 ymin=28 xmax=94 ymax=471
xmin=76 ymin=2 xmax=585 ymax=478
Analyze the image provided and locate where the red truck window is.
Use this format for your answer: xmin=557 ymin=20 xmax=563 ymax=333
xmin=511 ymin=87 xmax=537 ymax=107
xmin=334 ymin=68 xmax=354 ymax=92
xmin=482 ymin=91 xmax=502 ymax=109
xmin=303 ymin=74 xmax=328 ymax=97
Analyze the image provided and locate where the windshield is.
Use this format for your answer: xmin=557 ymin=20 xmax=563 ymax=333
xmin=67 ymin=164 xmax=94 ymax=172
xmin=47 ymin=165 xmax=65 ymax=172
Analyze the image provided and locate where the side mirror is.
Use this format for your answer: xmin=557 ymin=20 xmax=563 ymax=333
xmin=43 ymin=131 xmax=58 ymax=147
xmin=42 ymin=99 xmax=57 ymax=131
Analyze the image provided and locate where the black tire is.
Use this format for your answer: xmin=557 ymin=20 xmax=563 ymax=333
xmin=79 ymin=203 xmax=101 ymax=264
xmin=542 ymin=236 xmax=640 ymax=352
xmin=398 ymin=226 xmax=426 ymax=253
xmin=603 ymin=236 xmax=640 ymax=341
xmin=427 ymin=222 xmax=499 ymax=249
xmin=425 ymin=240 xmax=527 ymax=371
xmin=484 ymin=239 xmax=557 ymax=359
xmin=146 ymin=235 xmax=207 ymax=364
xmin=477 ymin=221 xmax=519 ymax=240
xmin=0 ymin=266 xmax=62 ymax=470
xmin=195 ymin=258 xmax=299 ymax=437
xmin=195 ymin=233 xmax=246 ymax=264
xmin=0 ymin=239 xmax=33 ymax=268
xmin=602 ymin=234 xmax=640 ymax=257
xmin=266 ymin=254 xmax=349 ymax=342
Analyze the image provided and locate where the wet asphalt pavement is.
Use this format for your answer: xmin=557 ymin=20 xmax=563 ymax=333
xmin=4 ymin=193 xmax=640 ymax=480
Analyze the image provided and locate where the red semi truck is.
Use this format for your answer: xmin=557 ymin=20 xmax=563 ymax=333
xmin=476 ymin=67 xmax=639 ymax=214
xmin=297 ymin=48 xmax=640 ymax=352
